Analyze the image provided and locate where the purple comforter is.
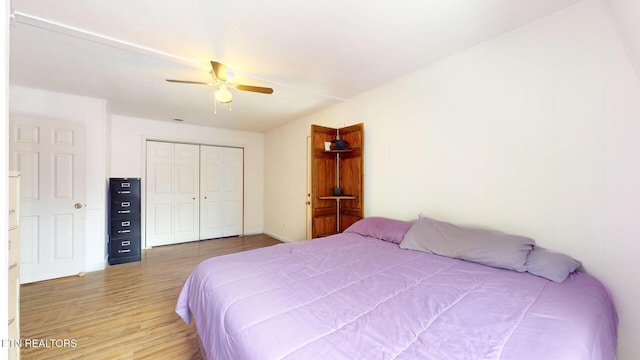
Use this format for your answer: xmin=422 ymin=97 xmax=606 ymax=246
xmin=176 ymin=233 xmax=617 ymax=359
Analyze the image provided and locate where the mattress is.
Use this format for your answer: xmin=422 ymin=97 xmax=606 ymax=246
xmin=176 ymin=233 xmax=617 ymax=359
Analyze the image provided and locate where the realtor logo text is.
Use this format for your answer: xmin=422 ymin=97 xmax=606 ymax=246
xmin=1 ymin=338 xmax=77 ymax=348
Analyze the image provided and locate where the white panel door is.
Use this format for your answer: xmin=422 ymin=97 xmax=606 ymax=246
xmin=222 ymin=147 xmax=243 ymax=236
xmin=200 ymin=146 xmax=243 ymax=238
xmin=200 ymin=145 xmax=223 ymax=239
xmin=173 ymin=143 xmax=200 ymax=243
xmin=146 ymin=141 xmax=200 ymax=246
xmin=146 ymin=141 xmax=174 ymax=246
xmin=146 ymin=141 xmax=241 ymax=245
xmin=9 ymin=115 xmax=85 ymax=284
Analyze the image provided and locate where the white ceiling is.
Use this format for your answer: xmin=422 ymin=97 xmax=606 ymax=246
xmin=9 ymin=0 xmax=591 ymax=132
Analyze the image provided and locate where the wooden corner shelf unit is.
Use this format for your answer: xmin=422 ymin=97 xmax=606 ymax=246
xmin=310 ymin=123 xmax=364 ymax=238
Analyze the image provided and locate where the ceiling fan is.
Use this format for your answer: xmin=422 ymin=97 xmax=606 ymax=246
xmin=166 ymin=61 xmax=274 ymax=104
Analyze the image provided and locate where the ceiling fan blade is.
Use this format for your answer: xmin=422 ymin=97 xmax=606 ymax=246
xmin=166 ymin=79 xmax=215 ymax=86
xmin=210 ymin=61 xmax=228 ymax=81
xmin=236 ymin=84 xmax=274 ymax=94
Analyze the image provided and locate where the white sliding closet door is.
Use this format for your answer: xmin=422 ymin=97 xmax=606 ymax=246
xmin=146 ymin=141 xmax=200 ymax=246
xmin=147 ymin=141 xmax=243 ymax=247
xmin=200 ymin=145 xmax=223 ymax=239
xmin=200 ymin=146 xmax=243 ymax=239
xmin=146 ymin=141 xmax=173 ymax=246
xmin=222 ymin=147 xmax=243 ymax=236
xmin=173 ymin=144 xmax=200 ymax=242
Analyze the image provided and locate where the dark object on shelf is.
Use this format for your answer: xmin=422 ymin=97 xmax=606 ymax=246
xmin=108 ymin=178 xmax=141 ymax=265
xmin=331 ymin=139 xmax=349 ymax=150
xmin=333 ymin=187 xmax=342 ymax=196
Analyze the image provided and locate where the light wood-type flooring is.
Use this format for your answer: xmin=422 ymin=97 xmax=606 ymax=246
xmin=19 ymin=234 xmax=282 ymax=360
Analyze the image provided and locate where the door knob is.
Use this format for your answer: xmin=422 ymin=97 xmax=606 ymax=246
xmin=74 ymin=203 xmax=84 ymax=209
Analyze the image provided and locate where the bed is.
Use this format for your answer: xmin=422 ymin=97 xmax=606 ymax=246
xmin=176 ymin=216 xmax=618 ymax=359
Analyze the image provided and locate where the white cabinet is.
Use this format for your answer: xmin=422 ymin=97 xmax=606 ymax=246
xmin=146 ymin=141 xmax=243 ymax=247
xmin=7 ymin=171 xmax=20 ymax=360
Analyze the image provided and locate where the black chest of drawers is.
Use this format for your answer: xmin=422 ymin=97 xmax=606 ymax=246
xmin=108 ymin=178 xmax=141 ymax=265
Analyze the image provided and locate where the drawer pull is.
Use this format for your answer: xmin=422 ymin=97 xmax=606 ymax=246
xmin=121 ymin=183 xmax=131 ymax=188
xmin=8 ymin=317 xmax=15 ymax=326
xmin=117 ymin=210 xmax=131 ymax=214
xmin=121 ymin=221 xmax=131 ymax=226
xmin=118 ymin=230 xmax=131 ymax=234
xmin=122 ymin=241 xmax=131 ymax=246
xmin=121 ymin=201 xmax=131 ymax=207
xmin=118 ymin=249 xmax=131 ymax=253
xmin=118 ymin=190 xmax=131 ymax=194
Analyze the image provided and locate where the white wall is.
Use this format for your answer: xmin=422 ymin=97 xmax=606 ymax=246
xmin=7 ymin=89 xmax=266 ymax=273
xmin=606 ymin=0 xmax=640 ymax=77
xmin=264 ymin=0 xmax=640 ymax=358
xmin=110 ymin=114 xmax=265 ymax=245
xmin=9 ymin=86 xmax=109 ymax=273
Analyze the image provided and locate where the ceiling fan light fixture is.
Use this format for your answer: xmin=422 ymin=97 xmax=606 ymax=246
xmin=215 ymin=84 xmax=233 ymax=103
xmin=168 ymin=60 xmax=273 ymax=106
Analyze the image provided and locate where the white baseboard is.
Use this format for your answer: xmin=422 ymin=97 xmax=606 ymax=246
xmin=263 ymin=230 xmax=293 ymax=243
xmin=85 ymin=261 xmax=106 ymax=273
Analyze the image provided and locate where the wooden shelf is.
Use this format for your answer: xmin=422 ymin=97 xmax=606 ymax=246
xmin=323 ymin=149 xmax=352 ymax=153
xmin=319 ymin=196 xmax=356 ymax=200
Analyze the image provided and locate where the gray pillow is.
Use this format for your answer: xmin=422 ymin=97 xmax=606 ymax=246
xmin=399 ymin=215 xmax=534 ymax=272
xmin=525 ymin=247 xmax=581 ymax=283
xmin=343 ymin=217 xmax=412 ymax=244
